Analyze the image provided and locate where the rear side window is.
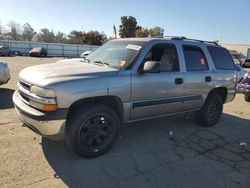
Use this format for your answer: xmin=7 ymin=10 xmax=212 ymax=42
xmin=207 ymin=46 xmax=235 ymax=70
xmin=183 ymin=46 xmax=209 ymax=71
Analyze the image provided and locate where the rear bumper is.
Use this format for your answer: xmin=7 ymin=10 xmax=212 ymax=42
xmin=13 ymin=91 xmax=68 ymax=140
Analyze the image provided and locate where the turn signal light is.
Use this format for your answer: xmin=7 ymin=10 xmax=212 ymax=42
xmin=43 ymin=104 xmax=58 ymax=111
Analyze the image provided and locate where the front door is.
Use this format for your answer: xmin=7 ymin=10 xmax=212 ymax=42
xmin=131 ymin=43 xmax=185 ymax=120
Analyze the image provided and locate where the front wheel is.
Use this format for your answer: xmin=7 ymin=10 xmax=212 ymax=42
xmin=65 ymin=104 xmax=120 ymax=158
xmin=195 ymin=94 xmax=223 ymax=127
xmin=245 ymin=94 xmax=250 ymax=102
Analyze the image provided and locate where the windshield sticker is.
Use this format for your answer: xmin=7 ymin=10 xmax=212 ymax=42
xmin=118 ymin=60 xmax=126 ymax=67
xmin=126 ymin=44 xmax=142 ymax=51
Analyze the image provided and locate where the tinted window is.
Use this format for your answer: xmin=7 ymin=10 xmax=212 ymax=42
xmin=183 ymin=46 xmax=209 ymax=71
xmin=207 ymin=46 xmax=235 ymax=70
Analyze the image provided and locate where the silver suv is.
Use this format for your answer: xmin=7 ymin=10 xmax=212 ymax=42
xmin=13 ymin=37 xmax=237 ymax=158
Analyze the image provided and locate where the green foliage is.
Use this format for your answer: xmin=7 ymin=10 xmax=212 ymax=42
xmin=82 ymin=31 xmax=107 ymax=46
xmin=0 ymin=17 xmax=164 ymax=44
xmin=67 ymin=30 xmax=106 ymax=45
xmin=7 ymin=21 xmax=22 ymax=40
xmin=149 ymin=27 xmax=162 ymax=37
xmin=22 ymin=23 xmax=36 ymax=41
xmin=135 ymin=28 xmax=149 ymax=38
xmin=135 ymin=26 xmax=163 ymax=38
xmin=119 ymin=16 xmax=140 ymax=38
xmin=67 ymin=30 xmax=84 ymax=44
xmin=35 ymin=28 xmax=56 ymax=42
xmin=119 ymin=16 xmax=163 ymax=38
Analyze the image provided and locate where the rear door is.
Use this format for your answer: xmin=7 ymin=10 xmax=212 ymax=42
xmin=181 ymin=45 xmax=214 ymax=110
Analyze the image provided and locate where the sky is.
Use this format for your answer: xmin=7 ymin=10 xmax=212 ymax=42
xmin=0 ymin=0 xmax=249 ymax=44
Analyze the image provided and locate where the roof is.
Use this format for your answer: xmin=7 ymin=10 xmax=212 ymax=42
xmin=114 ymin=36 xmax=220 ymax=46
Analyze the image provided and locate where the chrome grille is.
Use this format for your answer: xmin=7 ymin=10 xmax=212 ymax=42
xmin=19 ymin=80 xmax=31 ymax=91
xmin=19 ymin=92 xmax=29 ymax=103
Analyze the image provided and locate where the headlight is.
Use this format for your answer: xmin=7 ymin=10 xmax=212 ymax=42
xmin=30 ymin=86 xmax=56 ymax=98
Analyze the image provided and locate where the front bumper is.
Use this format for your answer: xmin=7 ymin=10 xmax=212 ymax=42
xmin=13 ymin=91 xmax=68 ymax=140
xmin=0 ymin=67 xmax=10 ymax=85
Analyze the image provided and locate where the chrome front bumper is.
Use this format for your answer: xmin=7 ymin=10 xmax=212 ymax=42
xmin=13 ymin=91 xmax=67 ymax=140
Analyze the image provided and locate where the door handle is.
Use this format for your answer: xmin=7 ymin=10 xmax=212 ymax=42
xmin=175 ymin=78 xmax=183 ymax=85
xmin=205 ymin=76 xmax=212 ymax=82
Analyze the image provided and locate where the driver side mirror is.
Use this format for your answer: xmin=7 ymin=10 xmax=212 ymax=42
xmin=140 ymin=61 xmax=160 ymax=73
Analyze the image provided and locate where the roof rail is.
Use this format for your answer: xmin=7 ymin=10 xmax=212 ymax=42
xmin=161 ymin=36 xmax=219 ymax=45
xmin=183 ymin=38 xmax=219 ymax=45
xmin=162 ymin=36 xmax=187 ymax=40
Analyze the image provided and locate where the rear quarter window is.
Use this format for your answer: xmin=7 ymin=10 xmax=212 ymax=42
xmin=207 ymin=46 xmax=235 ymax=70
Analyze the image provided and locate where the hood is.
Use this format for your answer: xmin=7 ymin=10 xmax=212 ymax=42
xmin=19 ymin=59 xmax=118 ymax=87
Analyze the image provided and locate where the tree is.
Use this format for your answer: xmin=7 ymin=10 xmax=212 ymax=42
xmin=55 ymin=31 xmax=67 ymax=43
xmin=67 ymin=30 xmax=84 ymax=44
xmin=119 ymin=16 xmax=139 ymax=38
xmin=22 ymin=23 xmax=36 ymax=41
xmin=135 ymin=28 xmax=149 ymax=38
xmin=0 ymin=21 xmax=4 ymax=39
xmin=135 ymin=26 xmax=163 ymax=38
xmin=82 ymin=31 xmax=107 ymax=45
xmin=7 ymin=21 xmax=22 ymax=40
xmin=36 ymin=28 xmax=55 ymax=42
xmin=149 ymin=27 xmax=162 ymax=37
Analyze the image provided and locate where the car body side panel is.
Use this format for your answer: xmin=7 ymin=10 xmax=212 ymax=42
xmin=107 ymin=71 xmax=131 ymax=121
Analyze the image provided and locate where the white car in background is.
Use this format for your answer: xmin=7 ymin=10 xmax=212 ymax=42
xmin=80 ymin=50 xmax=92 ymax=58
xmin=0 ymin=61 xmax=10 ymax=86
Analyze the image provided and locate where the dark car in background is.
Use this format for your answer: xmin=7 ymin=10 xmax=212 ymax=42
xmin=242 ymin=59 xmax=250 ymax=68
xmin=29 ymin=47 xmax=47 ymax=57
xmin=0 ymin=46 xmax=11 ymax=56
xmin=237 ymin=71 xmax=250 ymax=102
xmin=236 ymin=64 xmax=247 ymax=83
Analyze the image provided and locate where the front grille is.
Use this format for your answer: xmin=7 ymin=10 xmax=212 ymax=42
xmin=19 ymin=92 xmax=29 ymax=103
xmin=19 ymin=80 xmax=31 ymax=91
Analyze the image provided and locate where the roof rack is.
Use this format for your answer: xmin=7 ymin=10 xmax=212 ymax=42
xmin=161 ymin=36 xmax=219 ymax=46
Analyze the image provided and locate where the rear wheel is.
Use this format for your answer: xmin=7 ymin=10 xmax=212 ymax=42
xmin=245 ymin=94 xmax=250 ymax=102
xmin=195 ymin=94 xmax=223 ymax=127
xmin=65 ymin=104 xmax=120 ymax=158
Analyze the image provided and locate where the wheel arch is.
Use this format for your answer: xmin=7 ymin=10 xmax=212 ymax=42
xmin=67 ymin=95 xmax=124 ymax=122
xmin=207 ymin=87 xmax=227 ymax=103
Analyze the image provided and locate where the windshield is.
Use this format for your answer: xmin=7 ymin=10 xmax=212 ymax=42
xmin=86 ymin=40 xmax=145 ymax=69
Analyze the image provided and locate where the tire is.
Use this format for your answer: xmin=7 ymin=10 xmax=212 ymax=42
xmin=245 ymin=95 xmax=250 ymax=102
xmin=65 ymin=104 xmax=120 ymax=158
xmin=195 ymin=94 xmax=223 ymax=127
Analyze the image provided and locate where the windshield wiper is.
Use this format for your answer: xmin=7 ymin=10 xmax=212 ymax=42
xmin=93 ymin=60 xmax=108 ymax=67
xmin=80 ymin=57 xmax=90 ymax=63
xmin=93 ymin=61 xmax=117 ymax=68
